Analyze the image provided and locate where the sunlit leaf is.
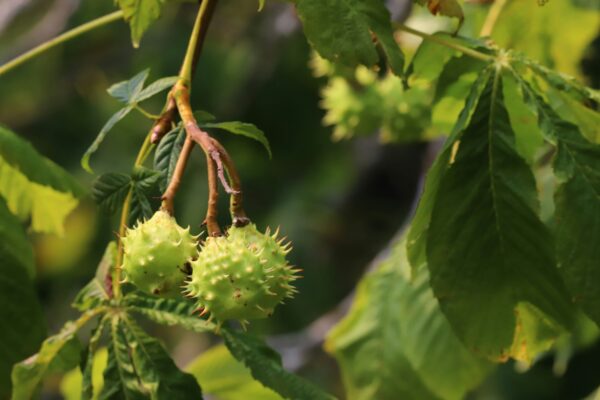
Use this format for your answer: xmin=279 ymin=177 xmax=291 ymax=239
xmin=11 ymin=312 xmax=98 ymax=400
xmin=116 ymin=0 xmax=165 ymax=47
xmin=0 ymin=125 xmax=82 ymax=235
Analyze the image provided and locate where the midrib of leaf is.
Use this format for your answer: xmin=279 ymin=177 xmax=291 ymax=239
xmin=487 ymin=69 xmax=513 ymax=286
xmin=110 ymin=318 xmax=145 ymax=399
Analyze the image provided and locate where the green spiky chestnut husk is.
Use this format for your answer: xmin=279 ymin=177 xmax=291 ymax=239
xmin=121 ymin=210 xmax=198 ymax=297
xmin=184 ymin=224 xmax=299 ymax=324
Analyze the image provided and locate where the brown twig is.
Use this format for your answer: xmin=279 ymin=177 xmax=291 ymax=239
xmin=210 ymin=138 xmax=250 ymax=226
xmin=203 ymin=149 xmax=222 ymax=236
xmin=161 ymin=136 xmax=194 ymax=214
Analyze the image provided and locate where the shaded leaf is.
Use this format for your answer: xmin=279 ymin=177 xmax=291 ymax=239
xmin=82 ymin=318 xmax=108 ymax=400
xmin=154 ymin=125 xmax=186 ymax=191
xmin=116 ymin=0 xmax=165 ymax=47
xmin=0 ymin=202 xmax=45 ymax=399
xmin=72 ymin=242 xmax=116 ymax=312
xmin=100 ymin=316 xmax=203 ymax=399
xmin=186 ymin=344 xmax=282 ymax=400
xmin=425 ymin=71 xmax=573 ymax=360
xmin=326 ymin=237 xmax=491 ymax=400
xmin=203 ymin=121 xmax=272 ymax=159
xmin=0 ymin=125 xmax=82 ymax=235
xmin=92 ymin=173 xmax=132 ymax=214
xmin=107 ymin=69 xmax=149 ymax=104
xmin=60 ymin=347 xmax=108 ymax=400
xmin=82 ymin=106 xmax=133 ymax=173
xmin=294 ymin=0 xmax=404 ymax=76
xmin=128 ymin=186 xmax=154 ymax=226
xmin=0 ymin=198 xmax=34 ymax=277
xmin=132 ymin=167 xmax=164 ymax=191
xmin=123 ymin=292 xmax=215 ymax=332
xmin=11 ymin=311 xmax=99 ymax=400
xmin=136 ymin=76 xmax=179 ymax=102
xmin=221 ymin=328 xmax=333 ymax=400
xmin=407 ymin=68 xmax=492 ymax=270
xmin=514 ymin=77 xmax=600 ymax=326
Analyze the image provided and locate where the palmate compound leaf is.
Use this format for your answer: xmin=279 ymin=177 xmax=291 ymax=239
xmin=83 ymin=71 xmax=177 ymax=173
xmin=100 ymin=315 xmax=203 ymax=399
xmin=11 ymin=310 xmax=101 ymax=400
xmin=221 ymin=328 xmax=334 ymax=400
xmin=0 ymin=200 xmax=45 ymax=399
xmin=510 ymin=74 xmax=600 ymax=327
xmin=325 ymin=236 xmax=491 ymax=400
xmin=293 ymin=0 xmax=404 ymax=76
xmin=0 ymin=125 xmax=83 ymax=235
xmin=424 ymin=68 xmax=575 ymax=360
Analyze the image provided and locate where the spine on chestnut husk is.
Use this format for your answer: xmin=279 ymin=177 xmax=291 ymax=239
xmin=184 ymin=224 xmax=300 ymax=327
xmin=121 ymin=210 xmax=198 ymax=297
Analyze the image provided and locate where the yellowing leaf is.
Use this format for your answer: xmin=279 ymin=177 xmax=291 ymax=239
xmin=0 ymin=158 xmax=78 ymax=236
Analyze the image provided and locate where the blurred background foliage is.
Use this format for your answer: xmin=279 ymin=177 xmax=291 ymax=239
xmin=0 ymin=0 xmax=599 ymax=398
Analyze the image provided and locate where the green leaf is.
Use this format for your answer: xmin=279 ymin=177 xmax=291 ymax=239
xmin=82 ymin=319 xmax=108 ymax=400
xmin=221 ymin=328 xmax=333 ymax=400
xmin=72 ymin=242 xmax=116 ymax=312
xmin=0 ymin=125 xmax=83 ymax=235
xmin=136 ymin=76 xmax=179 ymax=102
xmin=60 ymin=347 xmax=108 ymax=400
xmin=258 ymin=0 xmax=266 ymax=11
xmin=502 ymin=73 xmax=544 ymax=164
xmin=203 ymin=121 xmax=272 ymax=159
xmin=326 ymin=237 xmax=491 ymax=400
xmin=186 ymin=344 xmax=282 ymax=400
xmin=0 ymin=198 xmax=34 ymax=277
xmin=431 ymin=55 xmax=487 ymax=134
xmin=154 ymin=125 xmax=186 ymax=191
xmin=294 ymin=0 xmax=404 ymax=76
xmin=116 ymin=0 xmax=166 ymax=47
xmin=11 ymin=311 xmax=98 ymax=400
xmin=0 ymin=202 xmax=45 ymax=399
xmin=132 ymin=166 xmax=164 ymax=191
xmin=407 ymin=68 xmax=492 ymax=270
xmin=128 ymin=186 xmax=154 ymax=226
xmin=100 ymin=316 xmax=203 ymax=399
xmin=82 ymin=106 xmax=133 ymax=173
xmin=92 ymin=173 xmax=132 ymax=214
xmin=123 ymin=291 xmax=216 ymax=332
xmin=107 ymin=69 xmax=149 ymax=104
xmin=492 ymin=0 xmax=597 ymax=77
xmin=514 ymin=77 xmax=600 ymax=326
xmin=425 ymin=71 xmax=574 ymax=360
xmin=519 ymin=58 xmax=600 ymax=104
